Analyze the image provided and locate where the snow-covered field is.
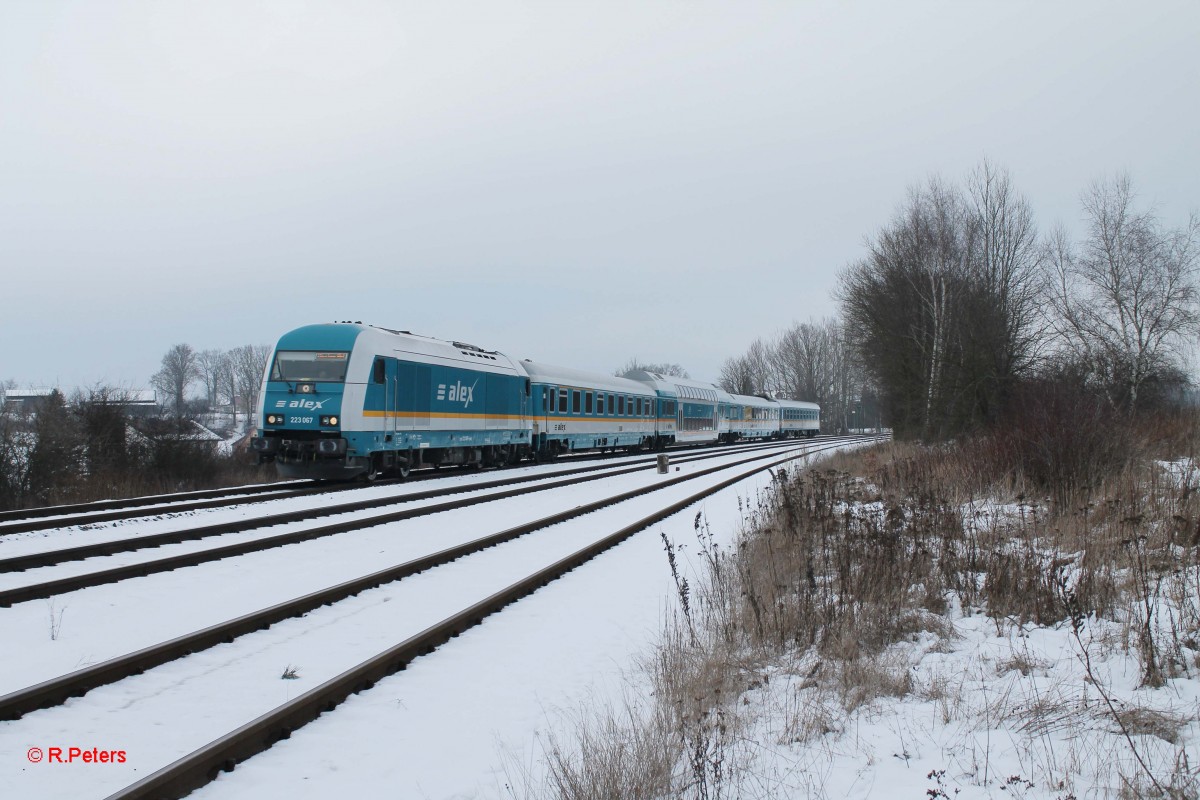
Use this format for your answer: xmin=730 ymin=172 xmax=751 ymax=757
xmin=1 ymin=439 xmax=854 ymax=799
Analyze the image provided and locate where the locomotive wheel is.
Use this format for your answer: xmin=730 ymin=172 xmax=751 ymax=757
xmin=397 ymin=462 xmax=411 ymax=479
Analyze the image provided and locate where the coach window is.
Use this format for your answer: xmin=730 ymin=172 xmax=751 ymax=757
xmin=618 ymin=396 xmax=625 ymax=416
xmin=558 ymin=389 xmax=569 ymax=414
xmin=585 ymin=392 xmax=593 ymax=414
xmin=572 ymin=390 xmax=581 ymax=414
xmin=543 ymin=388 xmax=551 ymax=413
xmin=597 ymin=393 xmax=605 ymax=415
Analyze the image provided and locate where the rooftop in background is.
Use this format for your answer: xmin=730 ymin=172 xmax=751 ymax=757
xmin=2 ymin=387 xmax=158 ymax=412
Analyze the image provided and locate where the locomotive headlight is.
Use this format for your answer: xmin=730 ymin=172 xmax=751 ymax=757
xmin=298 ymin=383 xmax=314 ymax=394
xmin=266 ymin=414 xmax=284 ymax=425
xmin=320 ymin=415 xmax=339 ymax=427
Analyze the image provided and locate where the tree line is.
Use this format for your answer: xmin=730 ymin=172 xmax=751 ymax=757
xmin=720 ymin=163 xmax=1197 ymax=441
xmin=152 ymin=342 xmax=273 ymax=422
xmin=0 ymin=342 xmax=273 ymax=510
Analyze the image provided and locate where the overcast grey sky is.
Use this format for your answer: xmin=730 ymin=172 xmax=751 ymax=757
xmin=2 ymin=1 xmax=1197 ymax=390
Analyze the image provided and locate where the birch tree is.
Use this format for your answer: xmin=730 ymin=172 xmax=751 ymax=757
xmin=839 ymin=179 xmax=976 ymax=438
xmin=1048 ymin=175 xmax=1199 ymax=411
xmin=838 ymin=165 xmax=1044 ymax=438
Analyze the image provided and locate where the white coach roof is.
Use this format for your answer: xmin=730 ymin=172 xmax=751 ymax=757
xmin=521 ymin=360 xmax=655 ymax=396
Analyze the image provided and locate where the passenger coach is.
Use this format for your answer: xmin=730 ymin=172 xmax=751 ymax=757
xmin=778 ymin=398 xmax=821 ymax=438
xmin=720 ymin=393 xmax=781 ymax=442
xmin=622 ymin=372 xmax=721 ymax=447
xmin=523 ymin=361 xmax=658 ymax=457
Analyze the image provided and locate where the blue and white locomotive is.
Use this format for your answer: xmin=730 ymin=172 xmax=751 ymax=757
xmin=252 ymin=323 xmax=820 ymax=480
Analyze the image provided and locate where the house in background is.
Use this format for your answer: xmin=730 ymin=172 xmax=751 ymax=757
xmin=2 ymin=387 xmax=58 ymax=413
xmin=2 ymin=388 xmax=159 ymax=416
xmin=126 ymin=417 xmax=223 ymax=456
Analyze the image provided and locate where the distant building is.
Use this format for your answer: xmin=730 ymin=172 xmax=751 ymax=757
xmin=2 ymin=387 xmax=158 ymax=415
xmin=126 ymin=418 xmax=223 ymax=455
xmin=2 ymin=387 xmax=59 ymax=412
xmin=91 ymin=389 xmax=158 ymax=417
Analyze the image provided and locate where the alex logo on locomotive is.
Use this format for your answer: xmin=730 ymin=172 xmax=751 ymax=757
xmin=273 ymin=398 xmax=333 ymax=410
xmin=436 ymin=380 xmax=477 ymax=407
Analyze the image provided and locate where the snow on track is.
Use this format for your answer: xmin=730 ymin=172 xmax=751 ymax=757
xmin=0 ymin=445 xmax=751 ymax=559
xmin=1 ymin=440 xmax=868 ymax=800
xmin=0 ymin=444 xmax=812 ymax=694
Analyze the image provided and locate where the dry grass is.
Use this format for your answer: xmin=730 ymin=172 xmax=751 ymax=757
xmin=516 ymin=410 xmax=1200 ymax=798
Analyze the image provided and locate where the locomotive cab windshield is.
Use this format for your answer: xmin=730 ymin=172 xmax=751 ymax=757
xmin=270 ymin=351 xmax=350 ymax=383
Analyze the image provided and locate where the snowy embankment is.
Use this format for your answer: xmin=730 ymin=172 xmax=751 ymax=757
xmin=502 ymin=446 xmax=1199 ymax=799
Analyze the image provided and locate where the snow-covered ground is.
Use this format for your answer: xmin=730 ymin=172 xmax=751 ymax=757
xmin=1 ymin=439 xmax=853 ymax=799
xmin=661 ymin=602 xmax=1200 ymax=799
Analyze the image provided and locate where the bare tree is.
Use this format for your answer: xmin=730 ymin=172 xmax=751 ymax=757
xmin=839 ymin=165 xmax=1046 ymax=438
xmin=783 ymin=319 xmax=864 ymax=432
xmin=215 ymin=351 xmax=238 ymax=426
xmin=964 ymin=160 xmax=1046 ymax=420
xmin=615 ymin=358 xmax=689 ymax=379
xmin=24 ymin=389 xmax=81 ymax=506
xmin=839 ymin=178 xmax=976 ymax=438
xmin=774 ymin=320 xmax=834 ymax=403
xmin=228 ymin=345 xmax=273 ymax=424
xmin=195 ymin=349 xmax=226 ymax=410
xmin=0 ymin=412 xmax=24 ymax=510
xmin=718 ymin=354 xmax=756 ymax=395
xmin=1048 ymin=175 xmax=1200 ymax=411
xmin=73 ymin=385 xmax=135 ymax=479
xmin=717 ymin=338 xmax=775 ymax=396
xmin=151 ymin=344 xmax=201 ymax=417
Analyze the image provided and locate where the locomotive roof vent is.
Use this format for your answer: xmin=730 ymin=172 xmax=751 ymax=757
xmin=452 ymin=341 xmax=500 ymax=358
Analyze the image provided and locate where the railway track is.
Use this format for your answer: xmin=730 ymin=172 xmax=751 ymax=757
xmin=0 ymin=437 xmax=798 ymax=535
xmin=0 ymin=439 xmax=806 ymax=605
xmin=0 ymin=480 xmax=304 ymax=526
xmin=90 ymin=436 xmax=878 ymax=800
xmin=0 ymin=435 xmax=884 ymax=800
xmin=0 ymin=481 xmax=319 ymax=534
xmin=0 ymin=438 xmax=869 ymax=724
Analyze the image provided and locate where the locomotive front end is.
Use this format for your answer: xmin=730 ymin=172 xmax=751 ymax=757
xmin=252 ymin=344 xmax=360 ymax=480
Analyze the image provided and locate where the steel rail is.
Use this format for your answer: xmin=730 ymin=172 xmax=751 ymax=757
xmin=0 ymin=436 xmax=809 ymax=534
xmin=0 ymin=481 xmax=308 ymax=530
xmin=0 ymin=439 xmax=833 ymax=605
xmin=0 ymin=436 xmax=801 ymax=540
xmin=0 ymin=439 xmax=798 ymax=573
xmin=0 ymin=438 xmax=866 ymax=722
xmin=101 ymin=438 xmax=880 ymax=800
